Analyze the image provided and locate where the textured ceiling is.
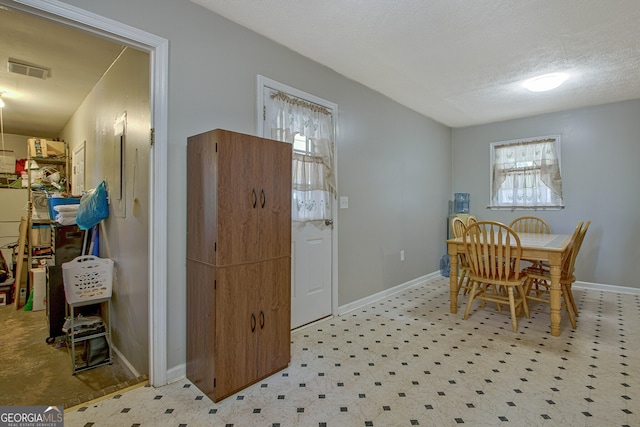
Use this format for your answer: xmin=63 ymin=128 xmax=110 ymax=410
xmin=0 ymin=1 xmax=638 ymax=137
xmin=192 ymin=0 xmax=640 ymax=127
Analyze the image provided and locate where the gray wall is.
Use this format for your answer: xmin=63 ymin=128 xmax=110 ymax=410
xmin=0 ymin=133 xmax=28 ymax=158
xmin=59 ymin=47 xmax=151 ymax=375
xmin=59 ymin=0 xmax=452 ymax=373
xmin=452 ymin=99 xmax=640 ymax=288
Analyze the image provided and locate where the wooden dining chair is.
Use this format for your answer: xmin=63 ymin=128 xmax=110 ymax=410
xmin=466 ymin=216 xmax=477 ymax=226
xmin=509 ymin=216 xmax=551 ymax=234
xmin=462 ymin=221 xmax=530 ymax=332
xmin=451 ymin=217 xmax=472 ymax=295
xmin=510 ymin=216 xmax=552 ymax=274
xmin=522 ymin=221 xmax=590 ymax=329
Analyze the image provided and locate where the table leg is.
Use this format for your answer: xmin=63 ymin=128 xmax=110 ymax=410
xmin=548 ymin=255 xmax=562 ymax=336
xmin=449 ymin=251 xmax=458 ymax=314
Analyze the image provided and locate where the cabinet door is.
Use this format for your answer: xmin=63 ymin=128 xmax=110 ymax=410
xmin=256 ymin=257 xmax=291 ymax=379
xmin=217 ymin=131 xmax=262 ymax=265
xmin=186 ymin=132 xmax=218 ymax=265
xmin=214 ymin=264 xmax=259 ymax=400
xmin=256 ymin=138 xmax=292 ymax=260
xmin=186 ymin=260 xmax=216 ymax=398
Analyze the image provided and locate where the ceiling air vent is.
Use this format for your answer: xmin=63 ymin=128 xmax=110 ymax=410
xmin=7 ymin=58 xmax=50 ymax=80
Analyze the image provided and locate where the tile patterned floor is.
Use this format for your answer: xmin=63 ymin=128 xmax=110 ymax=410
xmin=65 ymin=276 xmax=639 ymax=426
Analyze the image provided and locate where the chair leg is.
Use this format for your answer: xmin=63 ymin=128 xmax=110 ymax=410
xmin=457 ymin=268 xmax=467 ymax=293
xmin=517 ymin=285 xmax=530 ymax=319
xmin=486 ymin=284 xmax=502 ymax=312
xmin=455 ymin=255 xmax=467 ymax=295
xmin=565 ymin=284 xmax=579 ymax=317
xmin=462 ymin=272 xmax=472 ymax=295
xmin=507 ymin=287 xmax=518 ymax=332
xmin=463 ymin=281 xmax=479 ymax=320
xmin=523 ymin=276 xmax=533 ymax=298
xmin=562 ymin=284 xmax=577 ymax=329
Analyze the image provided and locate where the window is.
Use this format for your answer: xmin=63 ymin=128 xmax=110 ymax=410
xmin=490 ymin=135 xmax=563 ymax=209
xmin=257 ymin=75 xmax=337 ymax=222
xmin=293 ymin=133 xmax=313 ymax=154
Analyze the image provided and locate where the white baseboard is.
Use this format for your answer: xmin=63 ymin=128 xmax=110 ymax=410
xmin=111 ymin=344 xmax=140 ymax=378
xmin=574 ymin=280 xmax=640 ymax=295
xmin=166 ymin=363 xmax=186 ymax=384
xmin=337 ymin=272 xmax=440 ymax=316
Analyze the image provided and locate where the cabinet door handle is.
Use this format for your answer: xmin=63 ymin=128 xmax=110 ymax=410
xmin=260 ymin=189 xmax=266 ymax=208
xmin=259 ymin=310 xmax=265 ymax=329
xmin=250 ymin=312 xmax=257 ymax=332
xmin=252 ymin=189 xmax=257 ymax=208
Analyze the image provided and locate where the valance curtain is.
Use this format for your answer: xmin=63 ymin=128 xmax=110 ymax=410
xmin=492 ymin=138 xmax=563 ymax=207
xmin=264 ymin=90 xmax=335 ymax=222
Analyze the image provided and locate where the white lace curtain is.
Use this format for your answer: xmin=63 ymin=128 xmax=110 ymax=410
xmin=264 ymin=90 xmax=335 ymax=222
xmin=492 ymin=138 xmax=563 ymax=207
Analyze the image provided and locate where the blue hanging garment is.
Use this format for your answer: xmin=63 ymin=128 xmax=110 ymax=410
xmin=90 ymin=225 xmax=100 ymax=256
xmin=76 ymin=180 xmax=110 ymax=230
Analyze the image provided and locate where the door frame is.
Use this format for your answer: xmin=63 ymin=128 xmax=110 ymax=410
xmin=256 ymin=75 xmax=339 ymax=320
xmin=71 ymin=140 xmax=85 ymax=195
xmin=5 ymin=0 xmax=169 ymax=386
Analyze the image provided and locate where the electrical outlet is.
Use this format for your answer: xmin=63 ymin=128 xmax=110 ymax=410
xmin=400 ymin=250 xmax=405 ymax=261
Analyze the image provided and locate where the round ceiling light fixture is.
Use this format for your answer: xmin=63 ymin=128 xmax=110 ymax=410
xmin=523 ymin=73 xmax=568 ymax=92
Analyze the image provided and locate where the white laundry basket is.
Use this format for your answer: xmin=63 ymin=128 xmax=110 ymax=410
xmin=62 ymin=255 xmax=114 ymax=304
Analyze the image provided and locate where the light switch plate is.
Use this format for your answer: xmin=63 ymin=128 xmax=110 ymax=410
xmin=339 ymin=196 xmax=349 ymax=209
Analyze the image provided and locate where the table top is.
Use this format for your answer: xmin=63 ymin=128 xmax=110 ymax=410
xmin=447 ymin=232 xmax=572 ymax=252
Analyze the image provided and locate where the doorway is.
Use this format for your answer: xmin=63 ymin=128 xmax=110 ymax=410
xmin=257 ymin=75 xmax=338 ymax=329
xmin=0 ymin=0 xmax=168 ymax=387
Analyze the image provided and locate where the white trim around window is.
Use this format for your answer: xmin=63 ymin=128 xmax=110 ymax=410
xmin=488 ymin=135 xmax=564 ymax=211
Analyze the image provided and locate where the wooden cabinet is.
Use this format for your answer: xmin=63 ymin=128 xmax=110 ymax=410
xmin=186 ymin=129 xmax=292 ymax=402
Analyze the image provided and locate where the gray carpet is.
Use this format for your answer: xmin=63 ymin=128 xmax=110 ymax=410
xmin=0 ymin=304 xmax=146 ymax=408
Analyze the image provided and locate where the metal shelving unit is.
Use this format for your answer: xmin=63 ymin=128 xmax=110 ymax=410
xmin=26 ymin=139 xmax=70 ymax=270
xmin=62 ymin=255 xmax=114 ymax=374
xmin=65 ymin=297 xmax=112 ymax=374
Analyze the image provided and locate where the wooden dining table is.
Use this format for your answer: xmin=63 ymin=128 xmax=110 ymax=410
xmin=446 ymin=232 xmax=573 ymax=336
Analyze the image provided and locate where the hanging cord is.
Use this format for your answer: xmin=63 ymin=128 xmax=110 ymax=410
xmin=0 ymin=101 xmax=5 ymax=159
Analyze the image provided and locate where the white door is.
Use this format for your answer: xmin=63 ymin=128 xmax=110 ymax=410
xmin=72 ymin=142 xmax=85 ymax=195
xmin=259 ymin=77 xmax=335 ymax=329
xmin=291 ymin=220 xmax=332 ymax=328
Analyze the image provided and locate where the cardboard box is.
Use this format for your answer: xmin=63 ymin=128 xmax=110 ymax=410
xmin=30 ymin=224 xmax=52 ymax=247
xmin=46 ymin=141 xmax=66 ymax=157
xmin=28 ymin=138 xmax=48 ymax=158
xmin=30 ymin=268 xmax=47 ymax=311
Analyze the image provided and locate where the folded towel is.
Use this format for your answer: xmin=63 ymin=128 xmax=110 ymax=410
xmin=54 ymin=204 xmax=80 ymax=213
xmin=55 ymin=212 xmax=77 ymax=226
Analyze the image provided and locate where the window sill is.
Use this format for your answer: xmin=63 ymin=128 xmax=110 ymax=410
xmin=487 ymin=205 xmax=564 ymax=211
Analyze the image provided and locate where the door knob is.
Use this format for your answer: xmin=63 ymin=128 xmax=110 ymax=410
xmin=324 ymin=219 xmax=333 ymax=226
